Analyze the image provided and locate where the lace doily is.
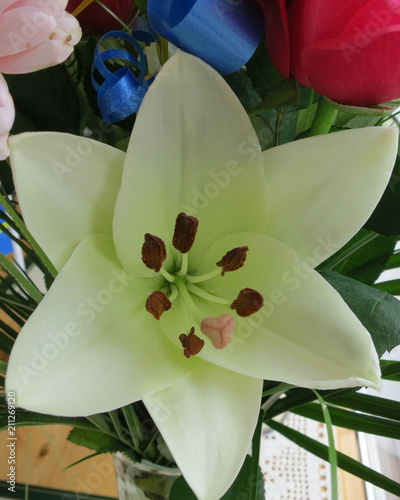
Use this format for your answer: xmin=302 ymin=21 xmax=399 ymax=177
xmin=260 ymin=413 xmax=336 ymax=500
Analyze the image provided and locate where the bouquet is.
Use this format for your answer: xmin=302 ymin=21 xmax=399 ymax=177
xmin=1 ymin=1 xmax=400 ymax=499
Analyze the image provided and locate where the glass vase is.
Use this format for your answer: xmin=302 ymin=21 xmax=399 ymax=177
xmin=113 ymin=452 xmax=181 ymax=500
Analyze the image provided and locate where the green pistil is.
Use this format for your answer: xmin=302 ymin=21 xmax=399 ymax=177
xmin=176 ymin=279 xmax=201 ymax=316
xmin=186 ymin=268 xmax=221 ymax=284
xmin=186 ymin=282 xmax=231 ymax=305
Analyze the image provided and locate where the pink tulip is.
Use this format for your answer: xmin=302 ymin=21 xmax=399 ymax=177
xmin=0 ymin=0 xmax=82 ymax=74
xmin=0 ymin=74 xmax=15 ymax=160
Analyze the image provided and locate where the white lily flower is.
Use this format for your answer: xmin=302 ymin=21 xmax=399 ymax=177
xmin=5 ymin=52 xmax=398 ymax=500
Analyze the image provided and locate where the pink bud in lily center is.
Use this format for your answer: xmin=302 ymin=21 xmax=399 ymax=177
xmin=0 ymin=0 xmax=82 ymax=74
xmin=66 ymin=0 xmax=136 ymax=34
xmin=0 ymin=74 xmax=15 ymax=160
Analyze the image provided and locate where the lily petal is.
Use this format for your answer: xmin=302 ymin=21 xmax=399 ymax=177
xmin=144 ymin=363 xmax=262 ymax=500
xmin=162 ymin=232 xmax=380 ymax=390
xmin=113 ymin=51 xmax=269 ymax=276
xmin=6 ymin=234 xmax=195 ymax=416
xmin=9 ymin=132 xmax=125 ymax=270
xmin=263 ymin=127 xmax=398 ymax=265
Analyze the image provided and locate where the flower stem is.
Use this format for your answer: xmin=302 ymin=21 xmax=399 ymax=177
xmin=94 ymin=0 xmax=131 ymax=30
xmin=313 ymin=391 xmax=338 ymax=500
xmin=308 ymin=97 xmax=338 ymax=136
xmin=250 ymin=411 xmax=263 ymax=500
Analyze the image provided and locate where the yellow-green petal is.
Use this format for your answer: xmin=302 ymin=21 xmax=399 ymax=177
xmin=263 ymin=127 xmax=398 ymax=265
xmin=113 ymin=51 xmax=269 ymax=276
xmin=144 ymin=363 xmax=262 ymax=500
xmin=9 ymin=132 xmax=125 ymax=270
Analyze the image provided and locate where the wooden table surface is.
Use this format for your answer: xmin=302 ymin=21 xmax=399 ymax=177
xmin=0 ymin=425 xmax=118 ymax=498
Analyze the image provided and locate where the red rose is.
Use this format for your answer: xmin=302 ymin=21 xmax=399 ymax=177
xmin=254 ymin=0 xmax=400 ymax=105
xmin=67 ymin=0 xmax=136 ymax=35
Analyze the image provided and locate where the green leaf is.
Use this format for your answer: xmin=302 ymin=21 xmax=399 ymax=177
xmin=170 ymin=455 xmax=265 ymax=500
xmin=0 ymin=253 xmax=43 ymax=304
xmin=335 ymin=114 xmax=382 ymax=129
xmin=374 ymin=279 xmax=400 ymax=295
xmin=0 ymin=333 xmax=14 ymax=355
xmin=249 ymin=80 xmax=299 ymax=113
xmin=224 ymin=69 xmax=263 ymax=111
xmin=386 ymin=250 xmax=400 ymax=270
xmin=109 ymin=409 xmax=126 ymax=441
xmin=320 ymin=229 xmax=397 ymax=285
xmin=86 ymin=414 xmax=111 ymax=434
xmin=135 ymin=0 xmax=147 ymax=11
xmin=0 ymin=408 xmax=96 ymax=431
xmin=328 ymin=392 xmax=400 ymax=421
xmin=246 ymin=40 xmax=283 ymax=94
xmin=268 ymin=420 xmax=400 ymax=497
xmin=293 ymin=403 xmax=400 ymax=439
xmin=0 ymin=193 xmax=58 ymax=279
xmin=169 ymin=477 xmax=197 ymax=500
xmin=67 ymin=428 xmax=139 ymax=462
xmin=381 ymin=360 xmax=400 ymax=381
xmin=365 ymin=155 xmax=400 ymax=236
xmin=250 ymin=411 xmax=264 ymax=500
xmin=320 ymin=269 xmax=400 ymax=356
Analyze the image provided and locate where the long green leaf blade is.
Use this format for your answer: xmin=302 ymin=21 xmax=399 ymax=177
xmin=293 ymin=403 xmax=400 ymax=438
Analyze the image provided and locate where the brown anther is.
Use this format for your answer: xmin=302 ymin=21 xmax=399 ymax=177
xmin=172 ymin=213 xmax=199 ymax=253
xmin=216 ymin=247 xmax=249 ymax=276
xmin=230 ymin=288 xmax=264 ymax=317
xmin=145 ymin=291 xmax=171 ymax=319
xmin=179 ymin=327 xmax=205 ymax=358
xmin=142 ymin=233 xmax=167 ymax=272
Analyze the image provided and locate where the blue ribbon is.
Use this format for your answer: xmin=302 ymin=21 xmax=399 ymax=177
xmin=147 ymin=0 xmax=263 ymax=75
xmin=92 ymin=31 xmax=155 ymax=123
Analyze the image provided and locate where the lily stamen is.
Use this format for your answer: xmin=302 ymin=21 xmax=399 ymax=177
xmin=216 ymin=246 xmax=249 ymax=276
xmin=172 ymin=213 xmax=199 ymax=253
xmin=146 ymin=291 xmax=172 ymax=319
xmin=168 ymin=284 xmax=179 ymax=302
xmin=176 ymin=252 xmax=189 ymax=277
xmin=179 ymin=327 xmax=204 ymax=358
xmin=186 ymin=268 xmax=221 ymax=283
xmin=159 ymin=267 xmax=176 ymax=283
xmin=142 ymin=233 xmax=167 ymax=272
xmin=186 ymin=282 xmax=231 ymax=305
xmin=231 ymin=288 xmax=264 ymax=317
